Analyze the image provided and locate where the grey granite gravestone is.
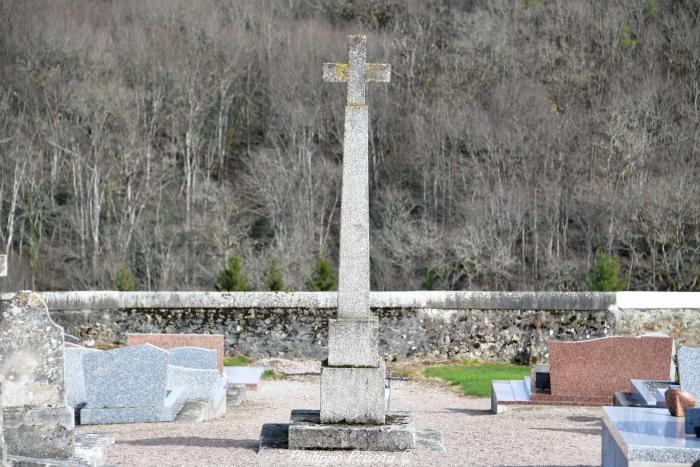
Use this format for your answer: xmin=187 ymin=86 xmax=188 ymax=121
xmin=277 ymin=35 xmax=422 ymax=451
xmin=65 ymin=347 xmax=101 ymax=414
xmin=678 ymin=346 xmax=700 ymax=401
xmin=169 ymin=347 xmax=217 ymax=370
xmin=80 ymin=344 xmax=186 ymax=424
xmin=0 ymin=291 xmax=75 ymax=459
xmin=167 ymin=347 xmax=226 ymax=420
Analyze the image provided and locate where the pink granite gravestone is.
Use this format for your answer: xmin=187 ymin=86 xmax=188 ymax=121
xmin=531 ymin=335 xmax=673 ymax=405
xmin=126 ymin=333 xmax=225 ymax=374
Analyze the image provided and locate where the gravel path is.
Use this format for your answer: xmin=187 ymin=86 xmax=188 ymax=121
xmin=81 ymin=376 xmax=602 ymax=466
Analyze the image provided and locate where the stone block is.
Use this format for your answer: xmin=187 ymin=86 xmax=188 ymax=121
xmin=167 ymin=365 xmax=228 ymax=419
xmin=3 ymin=406 xmax=74 ymax=459
xmin=288 ymin=410 xmax=415 ymax=451
xmin=169 ymin=347 xmax=217 ymax=370
xmin=126 ymin=333 xmax=225 ymax=374
xmin=327 ymin=318 xmax=378 ymax=367
xmin=678 ymin=346 xmax=700 ymax=401
xmin=320 ymin=361 xmax=385 ymax=424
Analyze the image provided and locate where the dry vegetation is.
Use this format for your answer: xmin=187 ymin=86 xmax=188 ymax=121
xmin=0 ymin=0 xmax=698 ymax=291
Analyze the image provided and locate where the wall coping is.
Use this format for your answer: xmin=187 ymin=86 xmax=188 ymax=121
xmin=1 ymin=290 xmax=697 ymax=311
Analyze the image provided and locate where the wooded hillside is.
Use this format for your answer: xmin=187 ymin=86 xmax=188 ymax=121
xmin=0 ymin=0 xmax=698 ymax=291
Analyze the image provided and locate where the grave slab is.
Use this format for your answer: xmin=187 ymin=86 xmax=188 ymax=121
xmin=225 ymin=367 xmax=265 ymax=390
xmin=287 ymin=410 xmax=415 ymax=451
xmin=126 ymin=333 xmax=225 ymax=374
xmin=166 ymin=365 xmax=227 ymax=420
xmin=602 ymin=406 xmax=700 ymax=466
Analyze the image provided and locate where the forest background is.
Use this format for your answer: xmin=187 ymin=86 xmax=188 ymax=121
xmin=0 ymin=0 xmax=698 ymax=292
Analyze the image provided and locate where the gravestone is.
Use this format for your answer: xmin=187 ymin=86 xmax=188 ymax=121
xmin=167 ymin=347 xmax=227 ymax=420
xmin=80 ymin=344 xmax=186 ymax=424
xmin=127 ymin=333 xmax=225 ymax=374
xmin=492 ymin=335 xmax=673 ymax=412
xmin=65 ymin=347 xmax=101 ymax=420
xmin=281 ymin=35 xmax=417 ymax=451
xmin=0 ymin=291 xmax=75 ymax=458
xmin=169 ymin=347 xmax=217 ymax=370
xmin=678 ymin=346 xmax=700 ymax=401
xmin=0 ymin=255 xmax=6 ymax=278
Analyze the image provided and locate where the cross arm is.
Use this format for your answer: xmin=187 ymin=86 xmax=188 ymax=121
xmin=322 ymin=63 xmax=391 ymax=83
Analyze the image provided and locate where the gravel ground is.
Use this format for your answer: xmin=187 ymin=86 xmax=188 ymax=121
xmin=80 ymin=376 xmax=603 ymax=467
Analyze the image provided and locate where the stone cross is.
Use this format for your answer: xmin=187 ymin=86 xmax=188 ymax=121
xmin=320 ymin=35 xmax=390 ymax=426
xmin=323 ymin=35 xmax=390 ymax=320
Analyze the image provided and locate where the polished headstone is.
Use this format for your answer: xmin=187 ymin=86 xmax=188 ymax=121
xmin=531 ymin=335 xmax=673 ymax=404
xmin=0 ymin=291 xmax=74 ymax=459
xmin=169 ymin=347 xmax=217 ymax=370
xmin=65 ymin=347 xmax=101 ymax=410
xmin=678 ymin=346 xmax=700 ymax=401
xmin=167 ymin=366 xmax=227 ymax=420
xmin=126 ymin=333 xmax=225 ymax=374
xmin=81 ymin=344 xmax=186 ymax=424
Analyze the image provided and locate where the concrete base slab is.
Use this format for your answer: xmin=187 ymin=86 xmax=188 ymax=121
xmin=287 ymin=410 xmax=415 ymax=451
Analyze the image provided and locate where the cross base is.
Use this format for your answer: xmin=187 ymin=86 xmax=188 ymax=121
xmin=287 ymin=410 xmax=416 ymax=451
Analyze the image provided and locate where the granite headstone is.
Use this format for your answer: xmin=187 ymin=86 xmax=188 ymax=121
xmin=80 ymin=344 xmax=186 ymax=424
xmin=678 ymin=346 xmax=700 ymax=402
xmin=169 ymin=347 xmax=217 ymax=370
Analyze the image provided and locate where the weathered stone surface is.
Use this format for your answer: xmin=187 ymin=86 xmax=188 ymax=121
xmin=0 ymin=291 xmax=66 ymax=409
xmin=126 ymin=334 xmax=224 ymax=374
xmin=0 ymin=291 xmax=75 ymax=459
xmin=81 ymin=344 xmax=186 ymax=424
xmin=288 ymin=410 xmax=414 ymax=451
xmin=327 ymin=318 xmax=378 ymax=367
xmin=320 ymin=361 xmax=385 ymax=424
xmin=0 ymin=377 xmax=5 ymax=466
xmin=678 ymin=346 xmax=700 ymax=401
xmin=0 ymin=255 xmax=6 ymax=277
xmin=3 ymin=407 xmax=74 ymax=459
xmin=336 ymin=104 xmax=370 ymax=320
xmin=64 ymin=348 xmax=100 ymax=409
xmin=169 ymin=347 xmax=217 ymax=370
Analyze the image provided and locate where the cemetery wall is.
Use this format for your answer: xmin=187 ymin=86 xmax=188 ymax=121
xmin=2 ymin=291 xmax=698 ymax=364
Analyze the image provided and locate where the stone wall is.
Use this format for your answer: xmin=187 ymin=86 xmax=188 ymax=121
xmin=1 ymin=291 xmax=697 ymax=364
